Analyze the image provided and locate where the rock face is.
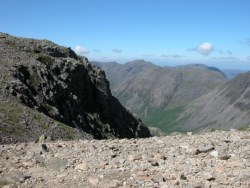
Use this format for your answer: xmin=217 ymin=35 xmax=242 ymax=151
xmin=0 ymin=130 xmax=249 ymax=187
xmin=171 ymin=71 xmax=250 ymax=132
xmin=0 ymin=33 xmax=150 ymax=143
xmin=94 ymin=61 xmax=227 ymax=132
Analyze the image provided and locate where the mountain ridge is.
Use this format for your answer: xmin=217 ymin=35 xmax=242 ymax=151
xmin=0 ymin=33 xmax=150 ymax=144
xmin=94 ymin=60 xmax=227 ymax=131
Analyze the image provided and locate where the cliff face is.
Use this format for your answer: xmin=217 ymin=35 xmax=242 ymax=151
xmin=0 ymin=33 xmax=150 ymax=143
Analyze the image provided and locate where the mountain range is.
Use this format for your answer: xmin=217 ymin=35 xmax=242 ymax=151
xmin=0 ymin=32 xmax=249 ymax=143
xmin=94 ymin=60 xmax=250 ymax=132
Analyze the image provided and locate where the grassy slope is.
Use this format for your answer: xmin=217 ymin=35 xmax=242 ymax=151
xmin=0 ymin=101 xmax=79 ymax=141
xmin=143 ymin=106 xmax=189 ymax=133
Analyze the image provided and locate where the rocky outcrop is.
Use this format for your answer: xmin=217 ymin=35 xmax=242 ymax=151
xmin=0 ymin=33 xmax=150 ymax=143
xmin=0 ymin=130 xmax=249 ymax=187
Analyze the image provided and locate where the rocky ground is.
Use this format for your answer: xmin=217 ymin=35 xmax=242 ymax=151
xmin=0 ymin=130 xmax=249 ymax=188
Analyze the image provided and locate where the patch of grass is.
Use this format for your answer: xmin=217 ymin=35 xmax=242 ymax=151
xmin=31 ymin=112 xmax=49 ymax=130
xmin=59 ymin=123 xmax=77 ymax=140
xmin=238 ymin=127 xmax=249 ymax=131
xmin=143 ymin=106 xmax=187 ymax=133
xmin=209 ymin=128 xmax=217 ymax=132
xmin=37 ymin=55 xmax=55 ymax=65
xmin=0 ymin=102 xmax=25 ymax=136
xmin=29 ymin=73 xmax=40 ymax=86
xmin=6 ymin=41 xmax=17 ymax=49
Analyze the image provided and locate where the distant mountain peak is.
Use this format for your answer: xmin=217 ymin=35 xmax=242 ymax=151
xmin=126 ymin=59 xmax=156 ymax=67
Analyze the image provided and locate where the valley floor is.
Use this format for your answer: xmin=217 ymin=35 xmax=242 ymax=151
xmin=0 ymin=130 xmax=249 ymax=188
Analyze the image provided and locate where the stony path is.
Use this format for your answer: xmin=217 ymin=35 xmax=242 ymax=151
xmin=0 ymin=130 xmax=250 ymax=188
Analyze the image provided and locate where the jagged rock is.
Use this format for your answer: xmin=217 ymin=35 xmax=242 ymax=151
xmin=0 ymin=32 xmax=150 ymax=143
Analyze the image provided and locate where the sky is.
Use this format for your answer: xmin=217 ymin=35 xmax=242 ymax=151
xmin=1 ymin=0 xmax=250 ymax=70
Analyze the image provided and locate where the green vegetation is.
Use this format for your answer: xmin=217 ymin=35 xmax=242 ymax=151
xmin=143 ymin=106 xmax=188 ymax=133
xmin=6 ymin=41 xmax=17 ymax=49
xmin=29 ymin=72 xmax=40 ymax=86
xmin=58 ymin=123 xmax=77 ymax=140
xmin=0 ymin=102 xmax=25 ymax=136
xmin=209 ymin=128 xmax=217 ymax=132
xmin=37 ymin=55 xmax=55 ymax=64
xmin=238 ymin=126 xmax=250 ymax=131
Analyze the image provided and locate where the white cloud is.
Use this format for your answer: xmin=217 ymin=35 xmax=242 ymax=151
xmin=73 ymin=45 xmax=89 ymax=55
xmin=112 ymin=48 xmax=122 ymax=53
xmin=196 ymin=42 xmax=214 ymax=55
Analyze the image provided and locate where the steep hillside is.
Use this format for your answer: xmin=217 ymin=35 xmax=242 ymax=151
xmin=0 ymin=33 xmax=150 ymax=144
xmin=94 ymin=61 xmax=227 ymax=130
xmin=169 ymin=71 xmax=250 ymax=132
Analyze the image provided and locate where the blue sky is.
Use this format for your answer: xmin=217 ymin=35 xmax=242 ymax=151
xmin=1 ymin=0 xmax=250 ymax=70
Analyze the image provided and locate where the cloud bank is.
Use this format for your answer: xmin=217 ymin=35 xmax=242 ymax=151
xmin=73 ymin=45 xmax=89 ymax=55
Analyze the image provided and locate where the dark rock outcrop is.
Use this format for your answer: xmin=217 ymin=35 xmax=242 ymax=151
xmin=0 ymin=33 xmax=150 ymax=143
